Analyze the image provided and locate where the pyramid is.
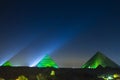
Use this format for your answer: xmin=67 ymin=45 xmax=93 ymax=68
xmin=36 ymin=55 xmax=58 ymax=68
xmin=2 ymin=61 xmax=12 ymax=66
xmin=81 ymin=52 xmax=119 ymax=69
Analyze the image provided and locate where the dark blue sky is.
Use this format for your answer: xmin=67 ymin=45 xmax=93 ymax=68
xmin=0 ymin=0 xmax=120 ymax=67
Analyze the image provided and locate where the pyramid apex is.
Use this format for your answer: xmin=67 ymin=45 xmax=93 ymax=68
xmin=94 ymin=51 xmax=106 ymax=57
xmin=95 ymin=51 xmax=104 ymax=55
xmin=44 ymin=54 xmax=50 ymax=57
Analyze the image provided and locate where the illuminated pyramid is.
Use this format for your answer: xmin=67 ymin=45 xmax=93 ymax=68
xmin=2 ymin=61 xmax=12 ymax=66
xmin=81 ymin=52 xmax=119 ymax=69
xmin=36 ymin=55 xmax=58 ymax=68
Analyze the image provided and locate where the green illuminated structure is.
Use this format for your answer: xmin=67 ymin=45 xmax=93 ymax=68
xmin=37 ymin=55 xmax=58 ymax=68
xmin=2 ymin=61 xmax=12 ymax=66
xmin=81 ymin=52 xmax=119 ymax=69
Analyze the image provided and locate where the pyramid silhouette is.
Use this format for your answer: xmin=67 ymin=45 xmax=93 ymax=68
xmin=36 ymin=55 xmax=58 ymax=68
xmin=81 ymin=52 xmax=119 ymax=68
xmin=2 ymin=61 xmax=12 ymax=66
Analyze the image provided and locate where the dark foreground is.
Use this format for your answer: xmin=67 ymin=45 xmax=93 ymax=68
xmin=0 ymin=67 xmax=120 ymax=80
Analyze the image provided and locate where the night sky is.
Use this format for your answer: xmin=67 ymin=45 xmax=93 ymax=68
xmin=0 ymin=0 xmax=120 ymax=68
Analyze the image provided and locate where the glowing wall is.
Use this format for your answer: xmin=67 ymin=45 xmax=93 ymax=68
xmin=36 ymin=55 xmax=58 ymax=68
xmin=81 ymin=52 xmax=119 ymax=69
xmin=2 ymin=61 xmax=12 ymax=66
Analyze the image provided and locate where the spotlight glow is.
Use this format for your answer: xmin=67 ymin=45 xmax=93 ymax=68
xmin=29 ymin=55 xmax=45 ymax=67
